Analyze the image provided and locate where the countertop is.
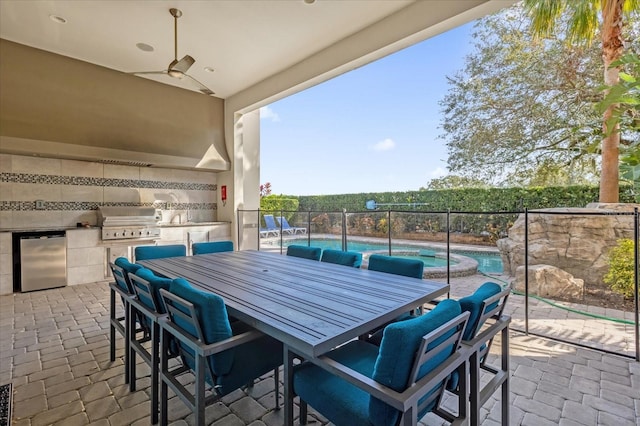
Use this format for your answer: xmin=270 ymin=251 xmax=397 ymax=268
xmin=0 ymin=226 xmax=98 ymax=233
xmin=157 ymin=221 xmax=230 ymax=228
xmin=1 ymin=222 xmax=230 ymax=233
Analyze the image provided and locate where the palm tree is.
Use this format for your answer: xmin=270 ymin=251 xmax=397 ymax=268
xmin=523 ymin=0 xmax=639 ymax=203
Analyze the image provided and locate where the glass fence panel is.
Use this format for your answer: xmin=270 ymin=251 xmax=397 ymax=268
xmin=344 ymin=211 xmax=389 ymax=255
xmin=516 ymin=210 xmax=637 ymax=358
xmin=238 ymin=208 xmax=639 ymax=359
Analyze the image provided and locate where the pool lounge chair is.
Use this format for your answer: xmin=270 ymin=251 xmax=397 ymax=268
xmin=277 ymin=216 xmax=307 ymax=235
xmin=260 ymin=214 xmax=280 ymax=238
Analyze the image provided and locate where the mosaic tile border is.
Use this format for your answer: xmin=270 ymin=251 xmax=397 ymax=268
xmin=0 ymin=173 xmax=217 ymax=191
xmin=0 ymin=201 xmax=217 ymax=211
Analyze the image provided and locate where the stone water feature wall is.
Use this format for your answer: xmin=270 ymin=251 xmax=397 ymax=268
xmin=497 ymin=203 xmax=638 ymax=295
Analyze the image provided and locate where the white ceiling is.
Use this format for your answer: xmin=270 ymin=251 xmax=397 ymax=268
xmin=0 ymin=0 xmax=419 ymax=99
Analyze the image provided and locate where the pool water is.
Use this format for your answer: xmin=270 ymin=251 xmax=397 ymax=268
xmin=278 ymin=238 xmax=503 ymax=274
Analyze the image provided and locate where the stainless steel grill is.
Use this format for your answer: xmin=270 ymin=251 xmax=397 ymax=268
xmin=97 ymin=206 xmax=160 ymax=241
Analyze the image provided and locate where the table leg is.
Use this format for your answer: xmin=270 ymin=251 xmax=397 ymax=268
xmin=283 ymin=345 xmax=295 ymax=426
xmin=501 ymin=327 xmax=510 ymax=426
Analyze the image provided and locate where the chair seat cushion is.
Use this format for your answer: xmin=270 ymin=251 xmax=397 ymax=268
xmin=446 ymin=342 xmax=487 ymax=391
xmin=371 ymin=299 xmax=462 ymax=426
xmin=218 ymin=321 xmax=283 ymax=396
xmin=294 ymin=340 xmax=379 ymax=426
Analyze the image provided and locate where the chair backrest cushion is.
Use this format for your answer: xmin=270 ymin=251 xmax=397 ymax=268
xmin=133 ymin=268 xmax=172 ymax=313
xmin=169 ymin=278 xmax=234 ymax=376
xmin=135 ymin=244 xmax=186 ymax=261
xmin=113 ymin=257 xmax=141 ymax=292
xmin=459 ymin=281 xmax=502 ymax=340
xmin=370 ymin=299 xmax=462 ymax=426
xmin=321 ymin=249 xmax=362 ymax=268
xmin=192 ymin=241 xmax=234 ymax=255
xmin=286 ymin=245 xmax=322 ymax=261
xmin=367 ymin=254 xmax=424 ymax=278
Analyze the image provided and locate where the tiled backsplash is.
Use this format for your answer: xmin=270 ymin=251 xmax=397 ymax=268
xmin=0 ymin=154 xmax=218 ymax=229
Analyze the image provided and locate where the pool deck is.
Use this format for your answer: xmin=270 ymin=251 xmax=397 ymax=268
xmin=2 ymin=271 xmax=638 ymax=425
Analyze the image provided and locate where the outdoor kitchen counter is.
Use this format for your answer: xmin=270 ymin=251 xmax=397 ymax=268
xmin=157 ymin=221 xmax=229 ymax=227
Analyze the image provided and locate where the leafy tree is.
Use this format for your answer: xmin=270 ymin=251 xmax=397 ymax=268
xmin=524 ymin=0 xmax=640 ymax=202
xmin=440 ymin=3 xmax=639 ymax=189
xmin=421 ymin=175 xmax=488 ymax=190
xmin=597 ymin=53 xmax=640 ymax=200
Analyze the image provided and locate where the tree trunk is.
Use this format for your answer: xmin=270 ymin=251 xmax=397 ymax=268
xmin=599 ymin=0 xmax=625 ymax=203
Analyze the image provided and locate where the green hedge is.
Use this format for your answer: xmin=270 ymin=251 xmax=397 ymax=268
xmin=272 ymin=184 xmax=636 ymax=237
xmin=259 ymin=195 xmax=300 ymax=226
xmin=296 ymin=184 xmax=635 ymax=213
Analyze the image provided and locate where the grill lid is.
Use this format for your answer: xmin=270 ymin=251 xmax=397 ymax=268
xmin=97 ymin=206 xmax=157 ymax=227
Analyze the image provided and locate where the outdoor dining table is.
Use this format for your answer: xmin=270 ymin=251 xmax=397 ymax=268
xmin=138 ymin=249 xmax=450 ymax=426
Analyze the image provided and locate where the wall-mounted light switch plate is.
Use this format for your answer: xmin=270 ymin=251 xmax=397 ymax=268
xmin=35 ymin=200 xmax=45 ymax=210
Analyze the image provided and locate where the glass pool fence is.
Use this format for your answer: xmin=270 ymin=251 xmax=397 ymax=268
xmin=237 ymin=208 xmax=639 ymax=360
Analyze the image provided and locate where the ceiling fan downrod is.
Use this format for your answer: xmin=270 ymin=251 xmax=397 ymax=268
xmin=169 ymin=8 xmax=183 ymax=78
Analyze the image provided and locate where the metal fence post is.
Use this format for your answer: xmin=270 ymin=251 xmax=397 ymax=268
xmin=387 ymin=210 xmax=392 ymax=256
xmin=634 ymin=207 xmax=639 ymax=361
xmin=446 ymin=209 xmax=451 ymax=288
xmin=524 ymin=208 xmax=529 ymax=335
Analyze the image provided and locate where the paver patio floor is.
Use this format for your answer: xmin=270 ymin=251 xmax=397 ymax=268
xmin=1 ymin=277 xmax=638 ymax=425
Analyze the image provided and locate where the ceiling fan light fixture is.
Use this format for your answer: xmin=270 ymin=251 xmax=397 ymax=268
xmin=136 ymin=42 xmax=154 ymax=52
xmin=168 ymin=69 xmax=184 ymax=79
xmin=49 ymin=14 xmax=67 ymax=24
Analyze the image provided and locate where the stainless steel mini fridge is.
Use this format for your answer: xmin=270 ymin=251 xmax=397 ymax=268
xmin=20 ymin=233 xmax=67 ymax=292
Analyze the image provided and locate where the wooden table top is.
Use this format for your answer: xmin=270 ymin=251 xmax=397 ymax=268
xmin=139 ymin=250 xmax=449 ymax=357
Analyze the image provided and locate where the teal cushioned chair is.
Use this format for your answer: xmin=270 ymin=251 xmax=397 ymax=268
xmin=367 ymin=254 xmax=424 ymax=278
xmin=293 ymin=299 xmax=470 ymax=426
xmin=365 ymin=254 xmax=425 ymax=343
xmin=321 ymin=249 xmax=362 ymax=268
xmin=127 ymin=267 xmax=174 ymax=424
xmin=286 ymin=244 xmax=322 ymax=261
xmin=192 ymin=241 xmax=234 ymax=255
xmin=135 ymin=244 xmax=186 ymax=261
xmin=442 ymin=282 xmax=511 ymax=426
xmin=158 ymin=278 xmax=283 ymax=425
xmin=108 ymin=258 xmax=143 ymax=383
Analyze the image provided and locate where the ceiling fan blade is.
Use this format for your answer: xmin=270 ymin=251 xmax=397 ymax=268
xmin=170 ymin=55 xmax=195 ymax=74
xmin=183 ymin=73 xmax=215 ymax=96
xmin=129 ymin=70 xmax=168 ymax=76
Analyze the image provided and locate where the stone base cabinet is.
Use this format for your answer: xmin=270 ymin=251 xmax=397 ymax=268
xmin=0 ymin=222 xmax=231 ymax=295
xmin=0 ymin=232 xmax=12 ymax=295
xmin=67 ymin=228 xmax=106 ymax=286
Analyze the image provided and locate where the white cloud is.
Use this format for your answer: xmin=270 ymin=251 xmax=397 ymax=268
xmin=429 ymin=167 xmax=447 ymax=178
xmin=370 ymin=138 xmax=396 ymax=152
xmin=260 ymin=106 xmax=280 ymax=122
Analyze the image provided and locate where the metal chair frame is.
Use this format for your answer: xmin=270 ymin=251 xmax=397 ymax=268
xmin=127 ymin=273 xmax=168 ymax=424
xmin=157 ymin=288 xmax=280 ymax=426
xmin=293 ymin=311 xmax=472 ymax=426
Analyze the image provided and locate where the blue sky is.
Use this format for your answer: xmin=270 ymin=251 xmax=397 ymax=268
xmin=260 ymin=20 xmax=476 ymax=196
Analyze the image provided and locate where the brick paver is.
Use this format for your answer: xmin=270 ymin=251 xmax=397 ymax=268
xmin=0 ymin=279 xmax=638 ymax=425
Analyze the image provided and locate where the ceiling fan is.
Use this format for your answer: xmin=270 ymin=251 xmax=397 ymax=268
xmin=132 ymin=8 xmax=214 ymax=96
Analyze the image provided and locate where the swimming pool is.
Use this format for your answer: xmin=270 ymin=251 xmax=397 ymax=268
xmin=272 ymin=238 xmax=503 ymax=274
